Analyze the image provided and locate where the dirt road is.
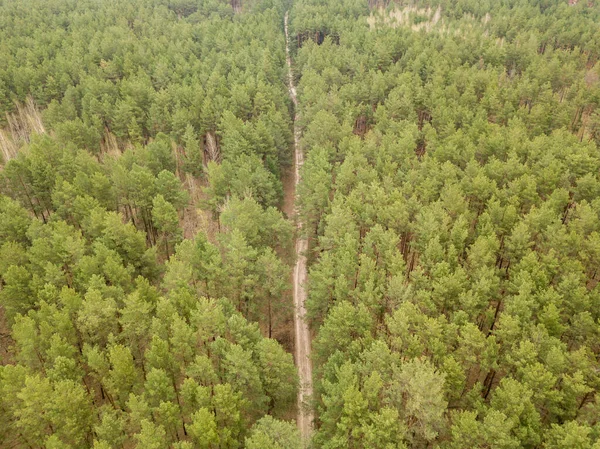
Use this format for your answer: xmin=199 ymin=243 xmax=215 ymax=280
xmin=284 ymin=11 xmax=314 ymax=440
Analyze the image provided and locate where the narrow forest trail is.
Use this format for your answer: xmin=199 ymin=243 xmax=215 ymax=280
xmin=284 ymin=10 xmax=314 ymax=441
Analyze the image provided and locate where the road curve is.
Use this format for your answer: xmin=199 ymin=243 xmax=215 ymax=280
xmin=284 ymin=10 xmax=314 ymax=441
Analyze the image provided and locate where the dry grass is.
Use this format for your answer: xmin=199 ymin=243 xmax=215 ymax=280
xmin=0 ymin=129 xmax=19 ymax=163
xmin=99 ymin=126 xmax=123 ymax=160
xmin=205 ymin=131 xmax=221 ymax=164
xmin=180 ymin=174 xmax=220 ymax=241
xmin=367 ymin=5 xmax=493 ymax=38
xmin=0 ymin=307 xmax=14 ymax=365
xmin=367 ymin=5 xmax=442 ymax=31
xmin=0 ymin=96 xmax=45 ymax=164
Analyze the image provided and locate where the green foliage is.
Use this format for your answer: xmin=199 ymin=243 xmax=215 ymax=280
xmin=292 ymin=0 xmax=600 ymax=447
xmin=0 ymin=2 xmax=297 ymax=447
xmin=246 ymin=416 xmax=302 ymax=449
xmin=2 ymin=0 xmax=600 ymax=447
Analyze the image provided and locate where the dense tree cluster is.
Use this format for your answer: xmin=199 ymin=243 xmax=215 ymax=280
xmin=0 ymin=0 xmax=293 ymax=206
xmin=292 ymin=0 xmax=600 ymax=447
xmin=0 ymin=0 xmax=300 ymax=447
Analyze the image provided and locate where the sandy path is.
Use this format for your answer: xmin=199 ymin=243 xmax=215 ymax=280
xmin=284 ymin=11 xmax=314 ymax=441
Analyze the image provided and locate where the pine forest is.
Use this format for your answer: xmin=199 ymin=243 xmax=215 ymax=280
xmin=1 ymin=0 xmax=600 ymax=448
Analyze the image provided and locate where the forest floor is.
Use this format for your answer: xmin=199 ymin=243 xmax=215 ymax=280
xmin=282 ymin=165 xmax=296 ymax=219
xmin=285 ymin=11 xmax=314 ymax=441
xmin=0 ymin=308 xmax=13 ymax=365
